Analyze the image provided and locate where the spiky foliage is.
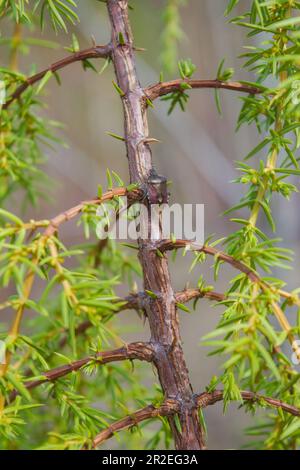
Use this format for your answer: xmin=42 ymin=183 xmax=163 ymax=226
xmin=195 ymin=0 xmax=300 ymax=449
xmin=0 ymin=0 xmax=299 ymax=451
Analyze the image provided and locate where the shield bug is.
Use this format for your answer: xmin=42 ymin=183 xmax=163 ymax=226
xmin=146 ymin=169 xmax=169 ymax=205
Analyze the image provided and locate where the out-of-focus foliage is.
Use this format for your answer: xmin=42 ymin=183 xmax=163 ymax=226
xmin=0 ymin=0 xmax=300 ymax=451
xmin=160 ymin=0 xmax=187 ymax=74
xmin=161 ymin=58 xmax=196 ymax=114
xmin=193 ymin=0 xmax=300 ymax=450
xmin=0 ymin=0 xmax=79 ymax=32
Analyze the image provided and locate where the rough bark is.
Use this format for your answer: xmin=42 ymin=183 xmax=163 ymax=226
xmin=106 ymin=0 xmax=205 ymax=450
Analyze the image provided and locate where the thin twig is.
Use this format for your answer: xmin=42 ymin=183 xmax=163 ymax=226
xmin=156 ymin=239 xmax=262 ymax=282
xmin=3 ymin=44 xmax=112 ymax=109
xmin=92 ymin=399 xmax=179 ymax=448
xmin=176 ymin=288 xmax=225 ymax=304
xmin=44 ymin=187 xmax=142 ymax=237
xmin=156 ymin=239 xmax=300 ymax=361
xmin=9 ymin=342 xmax=154 ymax=402
xmin=156 ymin=239 xmax=294 ymax=299
xmin=106 ymin=0 xmax=207 ymax=449
xmin=145 ymin=79 xmax=263 ymax=102
xmin=196 ymin=390 xmax=300 ymax=417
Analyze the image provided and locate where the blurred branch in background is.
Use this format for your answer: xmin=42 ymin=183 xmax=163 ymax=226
xmin=160 ymin=0 xmax=187 ymax=74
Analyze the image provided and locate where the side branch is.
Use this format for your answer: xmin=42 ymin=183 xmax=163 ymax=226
xmin=156 ymin=239 xmax=300 ymax=361
xmin=156 ymin=239 xmax=259 ymax=282
xmin=156 ymin=240 xmax=298 ymax=295
xmin=44 ymin=187 xmax=142 ymax=237
xmin=196 ymin=390 xmax=300 ymax=417
xmin=176 ymin=288 xmax=225 ymax=304
xmin=92 ymin=399 xmax=179 ymax=448
xmin=145 ymin=79 xmax=262 ymax=102
xmin=10 ymin=342 xmax=154 ymax=401
xmin=3 ymin=44 xmax=112 ymax=109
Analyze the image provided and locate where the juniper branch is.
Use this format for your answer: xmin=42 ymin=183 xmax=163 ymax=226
xmin=156 ymin=239 xmax=300 ymax=361
xmin=3 ymin=44 xmax=112 ymax=109
xmin=145 ymin=79 xmax=262 ymax=102
xmin=92 ymin=399 xmax=180 ymax=448
xmin=106 ymin=0 xmax=206 ymax=449
xmin=44 ymin=187 xmax=142 ymax=237
xmin=196 ymin=390 xmax=300 ymax=417
xmin=9 ymin=342 xmax=154 ymax=402
xmin=0 ymin=188 xmax=142 ymax=390
xmin=156 ymin=239 xmax=300 ymax=304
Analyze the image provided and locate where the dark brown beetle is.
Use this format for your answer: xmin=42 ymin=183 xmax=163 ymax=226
xmin=146 ymin=169 xmax=169 ymax=205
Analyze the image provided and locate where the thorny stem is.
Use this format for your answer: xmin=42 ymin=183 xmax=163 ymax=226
xmin=9 ymin=342 xmax=155 ymax=402
xmin=106 ymin=0 xmax=205 ymax=449
xmin=92 ymin=399 xmax=180 ymax=448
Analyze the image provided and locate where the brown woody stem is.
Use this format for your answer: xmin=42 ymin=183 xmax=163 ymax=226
xmin=3 ymin=44 xmax=112 ymax=109
xmin=196 ymin=390 xmax=300 ymax=417
xmin=156 ymin=239 xmax=260 ymax=281
xmin=175 ymin=288 xmax=225 ymax=304
xmin=93 ymin=399 xmax=180 ymax=448
xmin=106 ymin=0 xmax=205 ymax=449
xmin=9 ymin=342 xmax=154 ymax=402
xmin=156 ymin=239 xmax=297 ymax=293
xmin=145 ymin=79 xmax=262 ymax=102
xmin=93 ymin=399 xmax=180 ymax=447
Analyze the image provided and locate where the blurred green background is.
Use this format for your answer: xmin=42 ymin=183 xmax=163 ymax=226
xmin=2 ymin=0 xmax=300 ymax=449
